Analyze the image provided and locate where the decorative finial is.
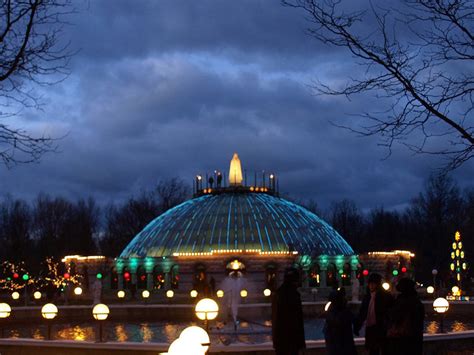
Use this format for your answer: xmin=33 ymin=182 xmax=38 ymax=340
xmin=229 ymin=153 xmax=243 ymax=186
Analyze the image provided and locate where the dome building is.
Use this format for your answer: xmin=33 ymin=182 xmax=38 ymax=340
xmin=112 ymin=154 xmax=359 ymax=296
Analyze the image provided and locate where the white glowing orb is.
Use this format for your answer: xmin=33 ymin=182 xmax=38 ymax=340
xmin=74 ymin=287 xmax=83 ymax=296
xmin=117 ymin=290 xmax=125 ymax=298
xmin=33 ymin=291 xmax=42 ymax=300
xmin=41 ymin=303 xmax=58 ymax=320
xmin=426 ymin=286 xmax=435 ymax=294
xmin=0 ymin=303 xmax=11 ymax=319
xmin=263 ymin=289 xmax=271 ymax=297
xmin=240 ymin=289 xmax=248 ymax=298
xmin=216 ymin=290 xmax=224 ymax=298
xmin=382 ymin=282 xmax=390 ymax=291
xmin=166 ymin=290 xmax=174 ymax=298
xmin=92 ymin=303 xmax=110 ymax=320
xmin=433 ymin=297 xmax=449 ymax=314
xmin=180 ymin=326 xmax=210 ymax=352
xmin=11 ymin=292 xmax=20 ymax=300
xmin=195 ymin=298 xmax=219 ymax=320
xmin=190 ymin=290 xmax=198 ymax=298
xmin=142 ymin=290 xmax=150 ymax=299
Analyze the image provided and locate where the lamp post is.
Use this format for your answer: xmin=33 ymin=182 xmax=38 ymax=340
xmin=195 ymin=298 xmax=219 ymax=331
xmin=41 ymin=303 xmax=58 ymax=340
xmin=92 ymin=303 xmax=109 ymax=342
xmin=0 ymin=303 xmax=11 ymax=338
xmin=432 ymin=269 xmax=438 ymax=295
xmin=433 ymin=297 xmax=449 ymax=333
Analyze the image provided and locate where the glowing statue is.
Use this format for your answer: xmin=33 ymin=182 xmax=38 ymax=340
xmin=229 ymin=153 xmax=243 ymax=186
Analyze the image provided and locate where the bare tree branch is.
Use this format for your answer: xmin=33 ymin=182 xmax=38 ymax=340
xmin=283 ymin=0 xmax=474 ymax=171
xmin=0 ymin=0 xmax=74 ymax=167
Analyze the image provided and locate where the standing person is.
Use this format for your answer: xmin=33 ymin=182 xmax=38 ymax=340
xmin=272 ymin=268 xmax=305 ymax=355
xmin=386 ymin=278 xmax=424 ymax=355
xmin=354 ymin=273 xmax=393 ymax=355
xmin=324 ymin=289 xmax=357 ymax=355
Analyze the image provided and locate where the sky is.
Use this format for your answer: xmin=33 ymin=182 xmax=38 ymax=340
xmin=0 ymin=0 xmax=472 ymax=211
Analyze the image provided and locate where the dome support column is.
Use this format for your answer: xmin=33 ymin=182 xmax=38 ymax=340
xmin=319 ymin=269 xmax=327 ymax=287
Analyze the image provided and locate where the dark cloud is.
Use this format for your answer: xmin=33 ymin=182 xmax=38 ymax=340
xmin=0 ymin=0 xmax=472 ymax=213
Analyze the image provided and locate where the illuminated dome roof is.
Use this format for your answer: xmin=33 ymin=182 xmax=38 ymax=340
xmin=120 ymin=192 xmax=355 ymax=258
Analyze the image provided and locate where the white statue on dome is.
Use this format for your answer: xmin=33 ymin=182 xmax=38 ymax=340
xmin=229 ymin=153 xmax=243 ymax=186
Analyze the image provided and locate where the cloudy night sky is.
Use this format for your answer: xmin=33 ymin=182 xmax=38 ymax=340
xmin=0 ymin=0 xmax=472 ymax=211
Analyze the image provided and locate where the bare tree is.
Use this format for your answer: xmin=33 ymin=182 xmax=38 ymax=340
xmin=283 ymin=0 xmax=473 ymax=170
xmin=0 ymin=0 xmax=73 ymax=166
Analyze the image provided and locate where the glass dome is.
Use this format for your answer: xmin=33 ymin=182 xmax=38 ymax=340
xmin=120 ymin=192 xmax=354 ymax=258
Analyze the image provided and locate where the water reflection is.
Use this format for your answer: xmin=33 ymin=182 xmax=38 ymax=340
xmin=140 ymin=323 xmax=153 ymax=342
xmin=32 ymin=328 xmax=44 ymax=340
xmin=56 ymin=325 xmax=93 ymax=341
xmin=425 ymin=321 xmax=439 ymax=334
xmin=115 ymin=324 xmax=128 ymax=342
xmin=451 ymin=321 xmax=467 ymax=332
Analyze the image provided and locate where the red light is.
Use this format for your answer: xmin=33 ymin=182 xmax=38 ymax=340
xmin=401 ymin=267 xmax=407 ymax=273
xmin=64 ymin=273 xmax=70 ymax=279
xmin=362 ymin=269 xmax=369 ymax=276
xmin=124 ymin=272 xmax=130 ymax=279
xmin=140 ymin=275 xmax=146 ymax=281
xmin=13 ymin=273 xmax=19 ymax=279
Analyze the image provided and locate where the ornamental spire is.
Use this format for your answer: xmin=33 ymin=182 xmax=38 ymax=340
xmin=229 ymin=153 xmax=243 ymax=186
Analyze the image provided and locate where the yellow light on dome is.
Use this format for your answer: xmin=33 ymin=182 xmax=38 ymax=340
xmin=451 ymin=252 xmax=455 ymax=259
xmin=231 ymin=260 xmax=241 ymax=270
xmin=190 ymin=290 xmax=198 ymax=298
xmin=216 ymin=290 xmax=224 ymax=298
xmin=461 ymin=251 xmax=465 ymax=258
xmin=462 ymin=263 xmax=467 ymax=270
xmin=456 ymin=249 xmax=460 ymax=257
xmin=450 ymin=263 xmax=455 ymax=271
xmin=195 ymin=298 xmax=219 ymax=321
xmin=452 ymin=286 xmax=460 ymax=295
xmin=229 ymin=153 xmax=243 ymax=185
xmin=458 ymin=242 xmax=463 ymax=249
xmin=452 ymin=242 xmax=457 ymax=250
xmin=250 ymin=186 xmax=254 ymax=192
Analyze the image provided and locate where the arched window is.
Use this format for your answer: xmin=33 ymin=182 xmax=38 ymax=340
xmin=122 ymin=266 xmax=132 ymax=290
xmin=110 ymin=268 xmax=118 ymax=290
xmin=341 ymin=263 xmax=351 ymax=286
xmin=153 ymin=265 xmax=165 ymax=289
xmin=265 ymin=263 xmax=277 ymax=290
xmin=170 ymin=265 xmax=179 ymax=289
xmin=326 ymin=263 xmax=338 ymax=288
xmin=193 ymin=264 xmax=208 ymax=294
xmin=137 ymin=266 xmax=147 ymax=289
xmin=309 ymin=263 xmax=320 ymax=287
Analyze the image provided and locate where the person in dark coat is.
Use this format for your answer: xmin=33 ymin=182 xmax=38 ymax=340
xmin=272 ymin=267 xmax=305 ymax=355
xmin=386 ymin=278 xmax=424 ymax=355
xmin=324 ymin=289 xmax=357 ymax=355
xmin=354 ymin=273 xmax=394 ymax=355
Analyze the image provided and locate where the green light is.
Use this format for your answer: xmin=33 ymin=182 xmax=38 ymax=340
xmin=96 ymin=273 xmax=103 ymax=280
xmin=338 ymin=269 xmax=344 ymax=274
xmin=22 ymin=274 xmax=29 ymax=281
xmin=392 ymin=270 xmax=399 ymax=276
xmin=6 ymin=277 xmax=11 ymax=281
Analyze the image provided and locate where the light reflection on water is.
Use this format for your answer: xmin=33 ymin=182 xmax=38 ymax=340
xmin=2 ymin=318 xmax=473 ymax=344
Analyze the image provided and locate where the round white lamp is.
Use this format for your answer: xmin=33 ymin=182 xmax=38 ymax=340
xmin=142 ymin=290 xmax=150 ymax=299
xmin=216 ymin=290 xmax=224 ymax=298
xmin=433 ymin=297 xmax=449 ymax=333
xmin=73 ymin=287 xmax=82 ymax=296
xmin=382 ymin=282 xmax=390 ymax=291
xmin=190 ymin=290 xmax=198 ymax=298
xmin=92 ymin=303 xmax=110 ymax=342
xmin=166 ymin=290 xmax=174 ymax=298
xmin=427 ymin=286 xmax=435 ymax=294
xmin=180 ymin=326 xmax=210 ymax=352
xmin=41 ymin=303 xmax=58 ymax=340
xmin=240 ymin=289 xmax=248 ymax=298
xmin=117 ymin=290 xmax=125 ymax=299
xmin=33 ymin=291 xmax=42 ymax=300
xmin=11 ymin=292 xmax=19 ymax=300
